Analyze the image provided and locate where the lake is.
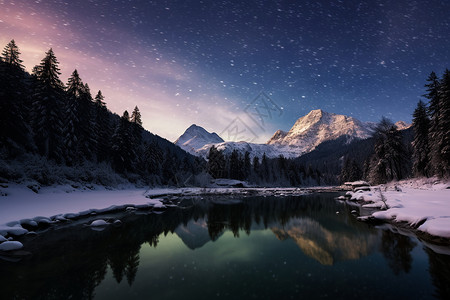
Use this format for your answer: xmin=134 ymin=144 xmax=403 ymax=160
xmin=1 ymin=192 xmax=449 ymax=299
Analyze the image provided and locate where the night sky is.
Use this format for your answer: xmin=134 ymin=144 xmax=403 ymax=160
xmin=1 ymin=0 xmax=449 ymax=142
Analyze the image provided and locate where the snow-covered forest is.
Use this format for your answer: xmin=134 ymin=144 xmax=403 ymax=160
xmin=1 ymin=40 xmax=449 ymax=188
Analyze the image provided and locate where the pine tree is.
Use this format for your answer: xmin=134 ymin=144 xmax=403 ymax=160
xmin=31 ymin=48 xmax=65 ymax=162
xmin=412 ymin=100 xmax=431 ymax=177
xmin=64 ymin=70 xmax=84 ymax=165
xmin=229 ymin=149 xmax=240 ymax=179
xmin=437 ymin=69 xmax=450 ymax=176
xmin=252 ymin=156 xmax=260 ymax=182
xmin=425 ymin=71 xmax=442 ymax=176
xmin=368 ymin=117 xmax=407 ymax=184
xmin=261 ymin=153 xmax=269 ymax=182
xmin=0 ymin=40 xmax=31 ymax=154
xmin=130 ymin=106 xmax=142 ymax=127
xmin=129 ymin=105 xmax=143 ymax=166
xmin=1 ymin=39 xmax=24 ymax=69
xmin=207 ymin=146 xmax=225 ymax=178
xmin=78 ymin=83 xmax=94 ymax=160
xmin=93 ymin=90 xmax=111 ymax=162
xmin=243 ymin=151 xmax=251 ymax=180
xmin=111 ymin=111 xmax=133 ymax=172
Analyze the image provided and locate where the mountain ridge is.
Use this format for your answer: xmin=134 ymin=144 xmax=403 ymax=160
xmin=175 ymin=110 xmax=405 ymax=159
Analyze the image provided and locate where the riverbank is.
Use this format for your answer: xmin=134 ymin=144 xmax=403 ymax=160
xmin=346 ymin=178 xmax=450 ymax=244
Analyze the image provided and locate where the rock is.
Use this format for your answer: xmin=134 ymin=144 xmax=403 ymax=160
xmin=0 ymin=241 xmax=24 ymax=251
xmin=90 ymin=219 xmax=108 ymax=227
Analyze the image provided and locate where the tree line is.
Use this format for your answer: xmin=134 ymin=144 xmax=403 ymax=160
xmin=411 ymin=70 xmax=450 ymax=178
xmin=0 ymin=40 xmax=203 ymax=185
xmin=207 ymin=147 xmax=323 ymax=186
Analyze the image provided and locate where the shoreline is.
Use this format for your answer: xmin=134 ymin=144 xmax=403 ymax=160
xmin=1 ymin=180 xmax=449 ymax=258
xmin=344 ymin=178 xmax=450 ymax=246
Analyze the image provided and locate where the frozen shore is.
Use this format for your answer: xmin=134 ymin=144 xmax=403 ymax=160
xmin=346 ymin=178 xmax=450 ymax=243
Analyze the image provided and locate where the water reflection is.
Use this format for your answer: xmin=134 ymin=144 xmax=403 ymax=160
xmin=0 ymin=193 xmax=449 ymax=300
xmin=380 ymin=230 xmax=416 ymax=275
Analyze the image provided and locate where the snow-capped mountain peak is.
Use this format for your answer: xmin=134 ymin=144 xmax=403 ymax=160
xmin=175 ymin=124 xmax=224 ymax=155
xmin=267 ymin=110 xmax=373 ymax=155
xmin=175 ymin=110 xmax=374 ymax=159
xmin=395 ymin=121 xmax=412 ymax=130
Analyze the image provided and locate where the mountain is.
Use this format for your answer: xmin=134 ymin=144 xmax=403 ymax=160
xmin=175 ymin=110 xmax=374 ymax=159
xmin=267 ymin=109 xmax=373 ymax=156
xmin=271 ymin=217 xmax=378 ymax=265
xmin=175 ymin=218 xmax=218 ymax=250
xmin=395 ymin=121 xmax=412 ymax=130
xmin=175 ymin=124 xmax=224 ymax=155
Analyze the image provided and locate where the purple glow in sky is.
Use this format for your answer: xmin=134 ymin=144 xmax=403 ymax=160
xmin=1 ymin=0 xmax=449 ymax=142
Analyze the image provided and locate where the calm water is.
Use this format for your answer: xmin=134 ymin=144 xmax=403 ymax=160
xmin=1 ymin=193 xmax=450 ymax=299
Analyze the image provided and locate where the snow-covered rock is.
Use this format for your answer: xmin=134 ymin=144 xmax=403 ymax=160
xmin=0 ymin=241 xmax=23 ymax=251
xmin=90 ymin=219 xmax=108 ymax=227
xmin=175 ymin=124 xmax=224 ymax=155
xmin=0 ymin=225 xmax=28 ymax=236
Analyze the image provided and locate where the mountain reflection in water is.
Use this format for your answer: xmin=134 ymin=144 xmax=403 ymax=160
xmin=0 ymin=193 xmax=449 ymax=300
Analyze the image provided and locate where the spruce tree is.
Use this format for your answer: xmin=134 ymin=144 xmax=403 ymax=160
xmin=412 ymin=100 xmax=431 ymax=177
xmin=437 ymin=69 xmax=450 ymax=176
xmin=64 ymin=70 xmax=84 ymax=165
xmin=0 ymin=40 xmax=31 ymax=154
xmin=368 ymin=117 xmax=407 ymax=183
xmin=229 ymin=149 xmax=240 ymax=179
xmin=243 ymin=151 xmax=251 ymax=180
xmin=78 ymin=83 xmax=94 ymax=160
xmin=207 ymin=146 xmax=225 ymax=179
xmin=111 ymin=110 xmax=135 ymax=172
xmin=93 ymin=90 xmax=111 ymax=162
xmin=424 ymin=71 xmax=442 ymax=176
xmin=130 ymin=106 xmax=142 ymax=126
xmin=31 ymin=48 xmax=65 ymax=162
xmin=1 ymin=39 xmax=24 ymax=68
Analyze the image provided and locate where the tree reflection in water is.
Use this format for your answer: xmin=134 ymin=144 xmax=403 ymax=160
xmin=380 ymin=230 xmax=416 ymax=275
xmin=426 ymin=247 xmax=450 ymax=300
xmin=0 ymin=193 xmax=449 ymax=299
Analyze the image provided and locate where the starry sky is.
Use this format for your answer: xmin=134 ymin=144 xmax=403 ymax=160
xmin=1 ymin=0 xmax=449 ymax=143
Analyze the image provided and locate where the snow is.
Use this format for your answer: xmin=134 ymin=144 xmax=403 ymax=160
xmin=0 ymin=184 xmax=166 ymax=241
xmin=90 ymin=219 xmax=108 ymax=226
xmin=267 ymin=109 xmax=373 ymax=155
xmin=0 ymin=241 xmax=23 ymax=251
xmin=348 ymin=178 xmax=450 ymax=238
xmin=177 ymin=110 xmax=374 ymax=159
xmin=174 ymin=124 xmax=224 ymax=155
xmin=0 ymin=184 xmax=164 ymax=226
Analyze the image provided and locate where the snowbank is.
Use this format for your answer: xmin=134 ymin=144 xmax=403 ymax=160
xmin=0 ymin=184 xmax=167 ymax=253
xmin=347 ymin=178 xmax=450 ymax=240
xmin=0 ymin=184 xmax=164 ymax=226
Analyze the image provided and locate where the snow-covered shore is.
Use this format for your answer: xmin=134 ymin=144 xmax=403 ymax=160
xmin=0 ymin=183 xmax=312 ymax=253
xmin=346 ymin=178 xmax=450 ymax=242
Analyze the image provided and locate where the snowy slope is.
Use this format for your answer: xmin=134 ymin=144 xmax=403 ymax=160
xmin=175 ymin=124 xmax=224 ymax=155
xmin=267 ymin=109 xmax=373 ymax=156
